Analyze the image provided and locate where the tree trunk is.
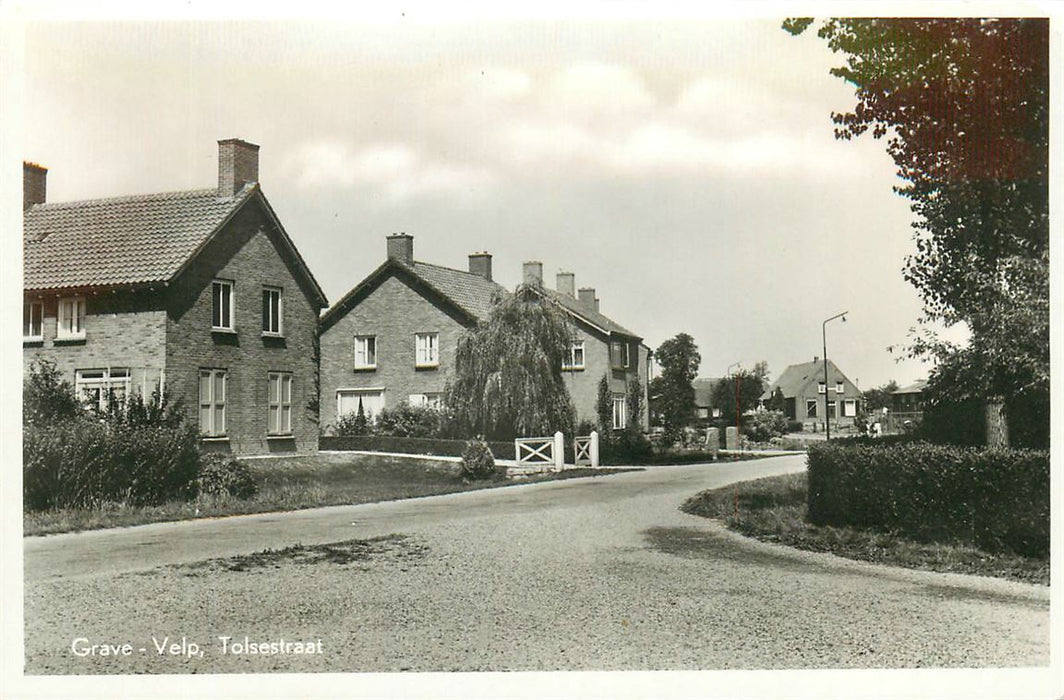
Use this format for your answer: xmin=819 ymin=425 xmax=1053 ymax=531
xmin=985 ymin=400 xmax=1009 ymax=448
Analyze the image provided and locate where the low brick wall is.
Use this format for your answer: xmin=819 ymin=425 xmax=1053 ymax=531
xmin=319 ymin=435 xmax=516 ymax=461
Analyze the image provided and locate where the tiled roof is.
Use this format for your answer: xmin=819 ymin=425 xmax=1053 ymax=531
xmin=693 ymin=377 xmax=722 ymax=407
xmin=410 ymin=261 xmax=508 ymax=322
xmin=23 ymin=187 xmax=255 ymax=291
xmin=892 ymin=379 xmax=928 ymax=395
xmin=762 ymin=360 xmax=844 ymax=400
xmin=538 ymin=287 xmax=640 ymax=338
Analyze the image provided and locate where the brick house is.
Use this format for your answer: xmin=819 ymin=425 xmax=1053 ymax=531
xmin=693 ymin=377 xmax=723 ymax=422
xmin=525 ymin=263 xmax=651 ymax=432
xmin=22 ymin=139 xmax=327 ymax=456
xmin=759 ymin=358 xmax=861 ymax=429
xmin=318 ymin=234 xmax=508 ymax=431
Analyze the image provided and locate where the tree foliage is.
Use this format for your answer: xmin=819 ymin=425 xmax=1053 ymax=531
xmin=595 ymin=372 xmax=613 ymax=436
xmin=446 ymin=284 xmax=576 ymax=440
xmin=861 ymin=380 xmax=899 ymax=412
xmin=654 ymin=333 xmax=700 ymax=443
xmin=785 ymin=18 xmax=1049 ymax=445
xmin=710 ymin=369 xmax=767 ymax=426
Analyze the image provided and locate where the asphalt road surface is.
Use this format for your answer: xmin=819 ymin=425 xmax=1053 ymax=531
xmin=23 ymin=455 xmax=1049 ymax=673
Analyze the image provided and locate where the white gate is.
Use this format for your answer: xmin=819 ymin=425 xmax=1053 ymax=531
xmin=573 ymin=430 xmax=600 ymax=467
xmin=514 ymin=431 xmax=565 ymax=472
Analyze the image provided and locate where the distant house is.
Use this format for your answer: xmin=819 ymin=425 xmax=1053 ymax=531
xmin=23 ymin=139 xmax=328 ymax=455
xmin=318 ymin=234 xmax=508 ymax=430
xmin=891 ymin=380 xmax=927 ymax=414
xmin=693 ymin=377 xmax=722 ymax=421
xmin=760 ymin=358 xmax=861 ymax=429
xmin=525 ymin=264 xmax=650 ymax=432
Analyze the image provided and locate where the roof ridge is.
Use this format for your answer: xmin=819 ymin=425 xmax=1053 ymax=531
xmin=26 ymin=187 xmax=232 ymax=212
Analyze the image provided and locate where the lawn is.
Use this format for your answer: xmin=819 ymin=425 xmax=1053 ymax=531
xmin=682 ymin=472 xmax=1049 ymax=585
xmin=24 ymin=453 xmax=635 ymax=536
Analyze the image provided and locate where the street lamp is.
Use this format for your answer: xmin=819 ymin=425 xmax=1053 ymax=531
xmin=822 ymin=311 xmax=848 ymax=441
xmin=727 ymin=361 xmax=741 ymax=452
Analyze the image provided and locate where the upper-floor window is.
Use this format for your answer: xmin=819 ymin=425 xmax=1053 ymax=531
xmin=416 ymin=332 xmax=439 ymax=368
xmin=563 ymin=341 xmax=585 ymax=370
xmin=836 ymin=381 xmax=845 ymax=394
xmin=354 ymin=335 xmax=377 ymax=369
xmin=267 ymin=372 xmax=293 ymax=435
xmin=817 ymin=381 xmax=826 ymax=394
xmin=76 ymin=368 xmax=130 ymax=412
xmin=611 ymin=340 xmax=630 ymax=370
xmin=199 ymin=368 xmax=228 ymax=437
xmin=612 ymin=395 xmax=627 ymax=430
xmin=23 ymin=301 xmax=43 ymax=341
xmin=262 ymin=287 xmax=283 ymax=335
xmin=212 ymin=280 xmax=234 ymax=331
xmin=57 ymin=297 xmax=86 ymax=340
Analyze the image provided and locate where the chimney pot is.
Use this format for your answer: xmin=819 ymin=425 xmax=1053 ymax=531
xmin=522 ymin=261 xmax=543 ymax=286
xmin=556 ymin=271 xmax=575 ymax=297
xmin=468 ymin=252 xmax=493 ymax=281
xmin=387 ymin=233 xmax=414 ymax=265
xmin=23 ymin=162 xmax=47 ymax=210
xmin=217 ymin=138 xmax=260 ymax=197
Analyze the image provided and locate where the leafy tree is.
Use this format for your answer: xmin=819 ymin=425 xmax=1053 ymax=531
xmin=862 ymin=380 xmax=899 ymax=413
xmin=23 ymin=358 xmax=83 ymax=427
xmin=595 ymin=372 xmax=613 ymax=437
xmin=625 ymin=375 xmax=644 ymax=433
xmin=654 ymin=333 xmax=700 ymax=444
xmin=711 ymin=369 xmax=767 ymax=426
xmin=785 ymin=18 xmax=1048 ymax=446
xmin=647 ymin=375 xmax=665 ymax=427
xmin=446 ymin=284 xmax=576 ymax=440
xmin=765 ymin=387 xmax=787 ymax=414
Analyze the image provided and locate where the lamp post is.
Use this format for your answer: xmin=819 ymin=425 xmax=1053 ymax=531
xmin=822 ymin=311 xmax=848 ymax=441
xmin=727 ymin=361 xmax=741 ymax=451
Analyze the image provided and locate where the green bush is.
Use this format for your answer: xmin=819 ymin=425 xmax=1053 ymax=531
xmin=197 ymin=454 xmax=258 ymax=499
xmin=460 ymin=438 xmax=498 ymax=480
xmin=375 ymin=402 xmax=443 ymax=438
xmin=785 ymin=420 xmax=804 ymax=433
xmin=335 ymin=402 xmax=370 ymax=436
xmin=23 ymin=358 xmax=83 ymax=426
xmin=807 ymin=442 xmax=1049 ymax=556
xmin=742 ymin=410 xmax=788 ymax=442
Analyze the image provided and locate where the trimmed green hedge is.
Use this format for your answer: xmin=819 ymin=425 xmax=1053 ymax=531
xmin=807 ymin=442 xmax=1049 ymax=556
xmin=320 ymin=434 xmax=516 ymax=461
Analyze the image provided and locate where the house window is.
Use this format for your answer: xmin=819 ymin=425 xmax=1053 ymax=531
xmin=612 ymin=395 xmax=627 ymax=430
xmin=57 ymin=297 xmax=86 ymax=340
xmin=563 ymin=341 xmax=585 ymax=370
xmin=827 ymin=400 xmax=838 ymax=419
xmin=817 ymin=381 xmax=826 ymax=394
xmin=23 ymin=301 xmax=43 ymax=340
xmin=415 ymin=333 xmax=439 ymax=367
xmin=698 ymin=407 xmax=709 ymax=419
xmin=337 ymin=389 xmax=385 ymax=421
xmin=836 ymin=381 xmax=844 ymax=394
xmin=262 ymin=287 xmax=283 ymax=335
xmin=611 ymin=340 xmax=629 ymax=370
xmin=409 ymin=393 xmax=442 ymax=409
xmin=75 ymin=368 xmax=130 ymax=412
xmin=267 ymin=372 xmax=293 ymax=435
xmin=212 ymin=280 xmax=234 ymax=331
xmin=843 ymin=399 xmax=857 ymax=417
xmin=806 ymin=399 xmax=818 ymax=418
xmin=712 ymin=407 xmax=722 ymax=419
xmin=199 ymin=369 xmax=228 ymax=437
xmin=354 ymin=335 xmax=377 ymax=369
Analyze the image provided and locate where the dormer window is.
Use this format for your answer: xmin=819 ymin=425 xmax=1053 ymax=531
xmin=23 ymin=300 xmax=43 ymax=341
xmin=212 ymin=280 xmax=234 ymax=331
xmin=611 ymin=340 xmax=630 ymax=370
xmin=57 ymin=297 xmax=86 ymax=340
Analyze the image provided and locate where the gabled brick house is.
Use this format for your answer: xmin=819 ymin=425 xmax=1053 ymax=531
xmin=759 ymin=358 xmax=861 ymax=429
xmin=23 ymin=139 xmax=327 ymax=455
xmin=318 ymin=234 xmax=508 ymax=431
xmin=525 ymin=263 xmax=651 ymax=432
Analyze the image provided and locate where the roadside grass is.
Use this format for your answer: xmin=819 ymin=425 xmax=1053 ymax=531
xmin=682 ymin=472 xmax=1049 ymax=585
xmin=24 ymin=453 xmax=636 ymax=536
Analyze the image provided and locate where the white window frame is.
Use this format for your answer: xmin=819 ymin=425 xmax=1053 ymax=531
xmin=806 ymin=399 xmax=818 ymax=418
xmin=75 ymin=368 xmax=131 ymax=412
xmin=843 ymin=399 xmax=857 ymax=417
xmin=23 ymin=300 xmax=43 ymax=341
xmin=337 ymin=388 xmax=385 ymax=422
xmin=211 ymin=280 xmax=235 ymax=332
xmin=57 ymin=296 xmax=86 ymax=340
xmin=817 ymin=381 xmax=826 ymax=394
xmin=827 ymin=400 xmax=838 ymax=419
xmin=354 ymin=335 xmax=377 ymax=370
xmin=267 ymin=372 xmax=293 ymax=435
xmin=612 ymin=395 xmax=627 ymax=430
xmin=563 ymin=341 xmax=585 ymax=370
xmin=408 ymin=393 xmax=442 ymax=409
xmin=712 ymin=407 xmax=722 ymax=419
xmin=836 ymin=381 xmax=845 ymax=394
xmin=415 ymin=332 xmax=439 ymax=368
xmin=611 ymin=340 xmax=630 ymax=370
xmin=262 ymin=286 xmax=283 ymax=336
xmin=199 ymin=369 xmax=228 ymax=437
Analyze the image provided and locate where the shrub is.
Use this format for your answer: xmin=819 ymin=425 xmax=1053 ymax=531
xmin=785 ymin=420 xmax=804 ymax=433
xmin=742 ymin=410 xmax=787 ymax=442
xmin=460 ymin=438 xmax=498 ymax=480
xmin=23 ymin=358 xmax=83 ymax=426
xmin=807 ymin=442 xmax=1049 ymax=557
xmin=375 ymin=402 xmax=443 ymax=438
xmin=197 ymin=454 xmax=258 ymax=499
xmin=335 ymin=403 xmax=370 ymax=436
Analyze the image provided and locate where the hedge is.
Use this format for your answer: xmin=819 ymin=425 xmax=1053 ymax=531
xmin=807 ymin=441 xmax=1049 ymax=557
xmin=320 ymin=434 xmax=516 ymax=461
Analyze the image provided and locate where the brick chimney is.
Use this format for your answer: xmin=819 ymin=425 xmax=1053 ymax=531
xmin=387 ymin=233 xmax=414 ymax=265
xmin=522 ymin=261 xmax=543 ymax=286
xmin=217 ymin=138 xmax=260 ymax=197
xmin=468 ymin=252 xmax=493 ymax=281
xmin=23 ymin=162 xmax=47 ymax=210
xmin=578 ymin=287 xmax=599 ymax=313
xmin=556 ymin=271 xmax=575 ymax=297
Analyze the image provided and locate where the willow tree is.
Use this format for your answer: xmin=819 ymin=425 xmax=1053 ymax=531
xmin=446 ymin=284 xmax=576 ymax=440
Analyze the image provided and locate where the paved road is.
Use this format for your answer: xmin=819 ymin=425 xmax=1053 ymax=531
xmin=24 ymin=455 xmax=1049 ymax=673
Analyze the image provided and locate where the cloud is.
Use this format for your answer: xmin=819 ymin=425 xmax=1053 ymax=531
xmin=542 ymin=62 xmax=656 ymax=119
xmin=463 ymin=67 xmax=532 ymax=102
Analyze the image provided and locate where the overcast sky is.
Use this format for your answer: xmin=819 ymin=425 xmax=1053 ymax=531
xmin=17 ymin=12 xmax=960 ymax=389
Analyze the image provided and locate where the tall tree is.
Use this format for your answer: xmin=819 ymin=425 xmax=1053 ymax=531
xmin=445 ymin=284 xmax=576 ymax=440
xmin=654 ymin=333 xmax=700 ymax=443
xmin=785 ymin=18 xmax=1049 ymax=446
xmin=862 ymin=380 xmax=899 ymax=413
xmin=711 ymin=369 xmax=767 ymax=426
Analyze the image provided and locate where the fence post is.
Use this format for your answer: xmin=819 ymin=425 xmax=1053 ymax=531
xmin=590 ymin=430 xmax=599 ymax=468
xmin=514 ymin=439 xmax=520 ymax=464
xmin=553 ymin=431 xmax=565 ymax=471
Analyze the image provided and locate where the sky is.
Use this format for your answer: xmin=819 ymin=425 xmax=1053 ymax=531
xmin=13 ymin=10 xmax=963 ymax=390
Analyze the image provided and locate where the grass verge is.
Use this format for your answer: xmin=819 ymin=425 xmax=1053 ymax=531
xmin=25 ymin=453 xmax=636 ymax=536
xmin=681 ymin=472 xmax=1048 ymax=585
